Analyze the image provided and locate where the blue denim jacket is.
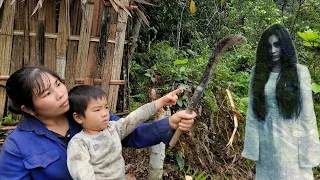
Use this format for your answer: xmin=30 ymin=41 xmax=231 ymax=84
xmin=0 ymin=114 xmax=173 ymax=180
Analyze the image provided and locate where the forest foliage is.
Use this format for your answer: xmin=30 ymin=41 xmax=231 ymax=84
xmin=128 ymin=0 xmax=320 ymax=179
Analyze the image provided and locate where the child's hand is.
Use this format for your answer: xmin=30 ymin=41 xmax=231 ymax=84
xmin=169 ymin=110 xmax=196 ymax=131
xmin=155 ymin=88 xmax=183 ymax=110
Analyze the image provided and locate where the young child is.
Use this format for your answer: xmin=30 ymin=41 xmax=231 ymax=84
xmin=67 ymin=85 xmax=184 ymax=180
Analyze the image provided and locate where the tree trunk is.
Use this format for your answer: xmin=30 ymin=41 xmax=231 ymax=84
xmin=148 ymin=88 xmax=170 ymax=180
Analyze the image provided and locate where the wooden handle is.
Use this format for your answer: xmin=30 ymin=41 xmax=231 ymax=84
xmin=169 ymin=107 xmax=193 ymax=147
xmin=169 ymin=129 xmax=182 ymax=147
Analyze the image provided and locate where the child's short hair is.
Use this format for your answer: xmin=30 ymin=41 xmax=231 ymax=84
xmin=68 ymin=85 xmax=107 ymax=118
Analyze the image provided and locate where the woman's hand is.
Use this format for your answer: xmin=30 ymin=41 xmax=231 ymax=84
xmin=154 ymin=88 xmax=183 ymax=110
xmin=169 ymin=110 xmax=196 ymax=131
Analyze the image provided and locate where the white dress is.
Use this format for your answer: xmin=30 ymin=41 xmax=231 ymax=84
xmin=242 ymin=64 xmax=320 ymax=180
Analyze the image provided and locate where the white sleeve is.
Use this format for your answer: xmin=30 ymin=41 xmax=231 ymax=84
xmin=242 ymin=68 xmax=260 ymax=161
xmin=297 ymin=65 xmax=320 ymax=167
xmin=113 ymin=101 xmax=157 ymax=140
xmin=67 ymin=138 xmax=96 ymax=180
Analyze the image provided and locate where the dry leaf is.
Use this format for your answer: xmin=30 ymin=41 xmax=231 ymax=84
xmin=0 ymin=0 xmax=4 ymax=9
xmin=113 ymin=0 xmax=132 ymax=17
xmin=31 ymin=0 xmax=44 ymax=16
xmin=133 ymin=0 xmax=154 ymax=6
xmin=109 ymin=0 xmax=119 ymax=12
xmin=135 ymin=8 xmax=149 ymax=26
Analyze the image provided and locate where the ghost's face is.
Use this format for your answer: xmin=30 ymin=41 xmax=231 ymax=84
xmin=268 ymin=34 xmax=281 ymax=62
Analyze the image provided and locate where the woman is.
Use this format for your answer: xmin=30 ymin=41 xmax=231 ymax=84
xmin=0 ymin=66 xmax=196 ymax=179
xmin=242 ymin=24 xmax=320 ymax=179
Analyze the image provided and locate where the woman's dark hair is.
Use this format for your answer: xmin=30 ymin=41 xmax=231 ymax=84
xmin=68 ymin=85 xmax=107 ymax=118
xmin=252 ymin=23 xmax=301 ymax=120
xmin=6 ymin=66 xmax=61 ymax=115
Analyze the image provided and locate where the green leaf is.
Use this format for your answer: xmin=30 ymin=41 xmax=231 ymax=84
xmin=4 ymin=114 xmax=12 ymax=122
xmin=178 ymin=83 xmax=190 ymax=91
xmin=176 ymin=151 xmax=185 ymax=170
xmin=163 ymin=84 xmax=169 ymax=91
xmin=174 ymin=59 xmax=188 ymax=66
xmin=177 ymin=98 xmax=183 ymax=107
xmin=231 ymin=0 xmax=237 ymax=4
xmin=144 ymin=72 xmax=152 ymax=77
xmin=151 ymin=77 xmax=156 ymax=83
xmin=297 ymin=30 xmax=319 ymax=42
xmin=312 ymin=82 xmax=320 ymax=94
xmin=186 ymin=49 xmax=196 ymax=56
xmin=180 ymin=66 xmax=186 ymax=73
xmin=304 ymin=42 xmax=319 ymax=47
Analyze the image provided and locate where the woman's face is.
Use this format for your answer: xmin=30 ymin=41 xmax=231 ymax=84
xmin=31 ymin=73 xmax=69 ymax=118
xmin=268 ymin=34 xmax=281 ymax=62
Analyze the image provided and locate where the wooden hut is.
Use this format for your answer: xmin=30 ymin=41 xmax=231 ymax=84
xmin=0 ymin=0 xmax=145 ymax=120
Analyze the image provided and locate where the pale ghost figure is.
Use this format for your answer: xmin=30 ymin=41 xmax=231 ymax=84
xmin=268 ymin=34 xmax=281 ymax=62
xmin=242 ymin=24 xmax=320 ymax=180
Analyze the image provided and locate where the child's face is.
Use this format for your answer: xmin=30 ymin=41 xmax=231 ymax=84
xmin=81 ymin=97 xmax=110 ymax=135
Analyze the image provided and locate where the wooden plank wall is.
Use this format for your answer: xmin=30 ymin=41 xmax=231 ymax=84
xmin=0 ymin=0 xmax=16 ymax=119
xmin=0 ymin=0 xmax=129 ymax=119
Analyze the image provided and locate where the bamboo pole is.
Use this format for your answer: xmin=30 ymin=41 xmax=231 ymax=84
xmin=10 ymin=0 xmax=25 ymax=122
xmin=84 ymin=1 xmax=104 ymax=85
xmin=11 ymin=0 xmax=24 ymax=73
xmin=65 ymin=0 xmax=82 ymax=89
xmin=8 ymin=30 xmax=129 ymax=44
xmin=108 ymin=0 xmax=129 ymax=111
xmin=0 ymin=0 xmax=16 ymax=119
xmin=36 ymin=4 xmax=45 ymax=65
xmin=27 ymin=0 xmax=38 ymax=66
xmin=75 ymin=2 xmax=94 ymax=82
xmin=44 ymin=0 xmax=57 ymax=71
xmin=100 ymin=6 xmax=117 ymax=97
xmin=23 ymin=0 xmax=30 ymax=65
xmin=56 ymin=0 xmax=68 ymax=78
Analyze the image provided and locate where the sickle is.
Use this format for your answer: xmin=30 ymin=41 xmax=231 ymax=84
xmin=169 ymin=34 xmax=247 ymax=147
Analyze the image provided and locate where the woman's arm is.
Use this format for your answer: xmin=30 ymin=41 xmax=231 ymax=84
xmin=242 ymin=68 xmax=260 ymax=161
xmin=110 ymin=112 xmax=195 ymax=148
xmin=297 ymin=65 xmax=320 ymax=167
xmin=0 ymin=137 xmax=31 ymax=179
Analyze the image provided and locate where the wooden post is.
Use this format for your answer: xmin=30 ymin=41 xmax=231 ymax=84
xmin=27 ymin=0 xmax=39 ymax=66
xmin=108 ymin=0 xmax=129 ymax=111
xmin=11 ymin=0 xmax=24 ymax=73
xmin=23 ymin=0 xmax=30 ymax=65
xmin=0 ymin=0 xmax=16 ymax=119
xmin=148 ymin=89 xmax=168 ymax=180
xmin=65 ymin=0 xmax=82 ymax=89
xmin=10 ymin=0 xmax=25 ymax=121
xmin=36 ymin=5 xmax=45 ymax=65
xmin=100 ymin=6 xmax=116 ymax=93
xmin=85 ymin=0 xmax=104 ymax=85
xmin=44 ymin=0 xmax=57 ymax=71
xmin=75 ymin=2 xmax=94 ymax=84
xmin=56 ymin=0 xmax=69 ymax=78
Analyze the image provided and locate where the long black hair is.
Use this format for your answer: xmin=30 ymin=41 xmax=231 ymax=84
xmin=252 ymin=24 xmax=301 ymax=120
